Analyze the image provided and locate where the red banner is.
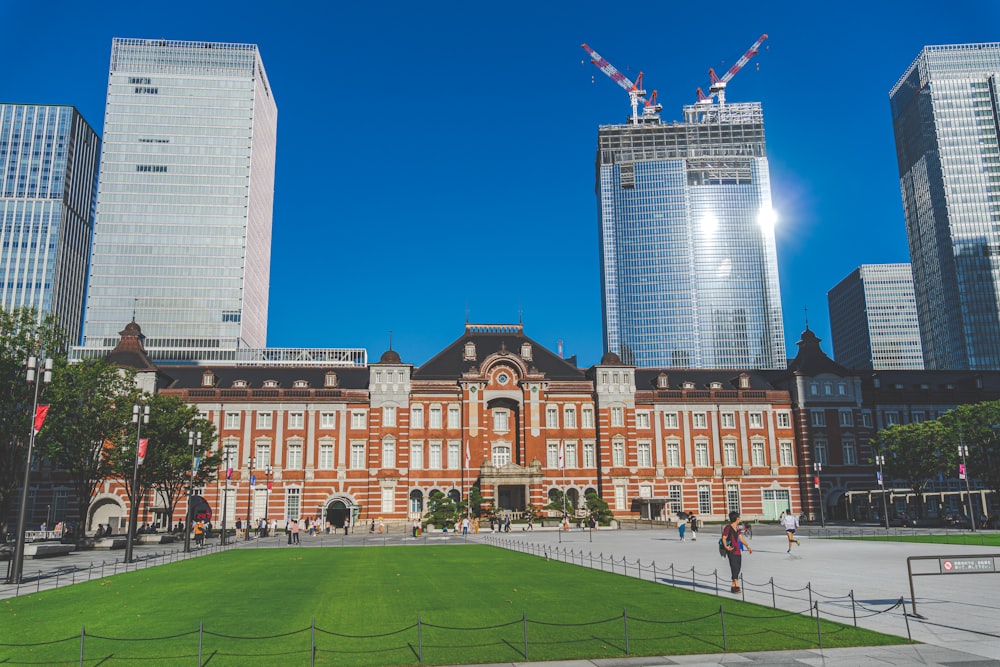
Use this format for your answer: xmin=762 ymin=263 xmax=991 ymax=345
xmin=34 ymin=405 xmax=50 ymax=434
xmin=137 ymin=438 xmax=148 ymax=465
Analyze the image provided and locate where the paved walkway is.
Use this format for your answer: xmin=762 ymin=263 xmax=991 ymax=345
xmin=3 ymin=525 xmax=998 ymax=666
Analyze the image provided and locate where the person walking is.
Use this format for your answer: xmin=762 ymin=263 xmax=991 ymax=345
xmin=291 ymin=519 xmax=300 ymax=545
xmin=688 ymin=513 xmax=699 ymax=541
xmin=677 ymin=511 xmax=688 ymax=541
xmin=343 ymin=517 xmax=350 ymax=535
xmin=722 ymin=511 xmax=752 ymax=594
xmin=780 ymin=508 xmax=801 ymax=553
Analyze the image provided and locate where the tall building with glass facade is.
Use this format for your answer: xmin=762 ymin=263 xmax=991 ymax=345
xmin=891 ymin=43 xmax=1000 ymax=370
xmin=596 ymin=103 xmax=785 ymax=368
xmin=827 ymin=264 xmax=924 ymax=370
xmin=81 ymin=38 xmax=277 ymax=361
xmin=0 ymin=104 xmax=100 ymax=344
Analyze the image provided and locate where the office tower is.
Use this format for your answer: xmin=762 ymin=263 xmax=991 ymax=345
xmin=891 ymin=43 xmax=1000 ymax=370
xmin=81 ymin=38 xmax=277 ymax=361
xmin=0 ymin=104 xmax=100 ymax=343
xmin=827 ymin=264 xmax=924 ymax=370
xmin=596 ymin=102 xmax=785 ymax=369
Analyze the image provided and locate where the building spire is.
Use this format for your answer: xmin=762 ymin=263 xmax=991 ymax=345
xmin=804 ymin=305 xmax=810 ymax=331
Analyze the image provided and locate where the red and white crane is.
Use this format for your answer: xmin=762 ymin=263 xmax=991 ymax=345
xmin=695 ymin=33 xmax=767 ymax=107
xmin=582 ymin=43 xmax=661 ymax=124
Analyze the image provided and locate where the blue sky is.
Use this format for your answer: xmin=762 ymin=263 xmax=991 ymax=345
xmin=1 ymin=1 xmax=997 ymax=367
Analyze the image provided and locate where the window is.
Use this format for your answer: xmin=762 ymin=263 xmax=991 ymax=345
xmin=692 ymin=413 xmax=707 ymax=428
xmin=350 ymin=442 xmax=366 ymax=469
xmin=314 ymin=442 xmax=332 ymax=469
xmin=564 ymin=406 xmax=577 ymax=428
xmin=288 ymin=412 xmax=304 ymax=429
xmin=429 ymin=442 xmax=442 ymax=469
xmin=695 ymin=442 xmax=709 ymax=467
xmin=776 ymin=412 xmax=791 ymax=428
xmin=287 ymin=443 xmax=303 ymax=469
xmin=320 ymin=412 xmax=336 ymax=429
xmin=612 ymin=438 xmax=625 ymax=466
xmin=837 ymin=382 xmax=847 ymax=396
xmin=429 ymin=407 xmax=442 ymax=429
xmin=492 ymin=445 xmax=511 ymax=467
xmin=665 ymin=442 xmax=680 ymax=467
xmin=583 ymin=441 xmax=595 ymax=468
xmin=582 ymin=407 xmax=594 ymax=428
xmin=383 ymin=438 xmax=396 ymax=468
xmin=813 ymin=439 xmax=827 ymax=466
xmin=780 ymin=441 xmax=794 ymax=466
xmin=839 ymin=410 xmax=854 ymax=427
xmin=809 ymin=382 xmax=819 ymax=395
xmin=912 ymin=411 xmax=926 ymax=424
xmin=614 ymin=486 xmax=627 ymax=511
xmin=811 ymin=410 xmax=826 ymax=427
xmin=409 ymin=490 xmax=423 ymax=513
xmin=698 ymin=484 xmax=712 ymax=514
xmin=225 ymin=412 xmax=240 ymax=429
xmin=493 ymin=409 xmax=509 ymax=432
xmin=324 ymin=372 xmax=338 ymax=388
xmin=749 ymin=412 xmax=763 ymax=428
xmin=410 ymin=441 xmax=423 ymax=469
xmin=381 ymin=488 xmax=394 ymax=514
xmin=447 ymin=441 xmax=460 ymax=468
xmin=842 ymin=439 xmax=856 ymax=465
xmin=255 ymin=443 xmax=271 ymax=466
xmin=611 ymin=407 xmax=624 ymax=427
xmin=256 ymin=412 xmax=272 ymax=429
xmin=447 ymin=406 xmax=461 ymax=429
xmin=664 ymin=412 xmax=679 ymax=428
xmin=547 ymin=442 xmax=559 ymax=468
xmin=636 ymin=412 xmax=650 ymax=429
xmin=726 ymin=484 xmax=741 ymax=513
xmin=668 ymin=484 xmax=682 ymax=514
xmin=861 ymin=412 xmax=872 ymax=428
xmin=721 ymin=413 xmax=735 ymax=428
xmin=885 ymin=411 xmax=899 ymax=426
xmin=565 ymin=441 xmax=578 ymax=468
xmin=383 ymin=406 xmax=396 ymax=427
xmin=751 ymin=442 xmax=766 ymax=467
xmin=285 ymin=488 xmax=301 ymax=521
xmin=351 ymin=411 xmax=366 ymax=429
xmin=411 ymin=405 xmax=424 ymax=429
xmin=637 ymin=441 xmax=652 ymax=467
xmin=723 ymin=441 xmax=738 ymax=467
xmin=546 ymin=407 xmax=559 ymax=428
xmin=824 ymin=382 xmax=833 ymax=395
xmin=222 ymin=442 xmax=238 ymax=471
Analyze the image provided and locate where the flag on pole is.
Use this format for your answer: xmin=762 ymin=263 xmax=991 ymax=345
xmin=137 ymin=438 xmax=148 ymax=465
xmin=465 ymin=441 xmax=470 ymax=469
xmin=226 ymin=467 xmax=233 ymax=480
xmin=558 ymin=441 xmax=565 ymax=470
xmin=34 ymin=405 xmax=50 ymax=434
xmin=193 ymin=457 xmax=201 ymax=474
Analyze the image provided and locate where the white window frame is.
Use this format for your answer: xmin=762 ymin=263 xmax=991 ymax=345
xmin=776 ymin=412 xmax=791 ymax=428
xmin=751 ymin=441 xmax=766 ymax=467
xmin=583 ymin=441 xmax=595 ymax=468
xmin=320 ymin=411 xmax=336 ymax=429
xmin=350 ymin=442 xmax=366 ymax=469
xmin=665 ymin=442 xmax=681 ymax=467
xmin=563 ymin=406 xmax=577 ymax=428
xmin=318 ymin=442 xmax=334 ymax=470
xmin=256 ymin=412 xmax=272 ymax=429
xmin=383 ymin=406 xmax=397 ymax=427
xmin=695 ymin=441 xmax=709 ymax=467
xmin=636 ymin=411 xmax=650 ymax=429
xmin=546 ymin=406 xmax=559 ymax=428
xmin=286 ymin=442 xmax=303 ymax=469
xmin=721 ymin=413 xmax=735 ymax=428
xmin=429 ymin=407 xmax=442 ymax=429
xmin=225 ymin=412 xmax=240 ymax=430
xmin=779 ymin=441 xmax=794 ymax=466
xmin=723 ymin=441 xmax=738 ymax=467
xmin=612 ymin=438 xmax=625 ymax=467
xmin=383 ymin=437 xmax=396 ymax=468
xmin=410 ymin=441 xmax=423 ymax=470
xmin=749 ymin=412 xmax=763 ymax=428
xmin=447 ymin=406 xmax=461 ymax=429
xmin=664 ymin=412 xmax=679 ymax=428
xmin=692 ymin=413 xmax=707 ymax=428
xmin=288 ymin=412 xmax=304 ymax=430
xmin=429 ymin=441 xmax=442 ymax=469
xmin=351 ymin=411 xmax=367 ymax=429
xmin=610 ymin=406 xmax=624 ymax=427
xmin=637 ymin=441 xmax=652 ymax=467
xmin=411 ymin=405 xmax=424 ymax=429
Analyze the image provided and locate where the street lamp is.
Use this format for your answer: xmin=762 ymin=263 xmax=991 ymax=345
xmin=958 ymin=440 xmax=976 ymax=533
xmin=813 ymin=461 xmax=825 ymax=528
xmin=124 ymin=401 xmax=149 ymax=564
xmin=245 ymin=455 xmax=255 ymax=540
xmin=874 ymin=453 xmax=890 ymax=531
xmin=6 ymin=355 xmax=52 ymax=585
xmin=183 ymin=430 xmax=201 ymax=553
xmin=263 ymin=465 xmax=273 ymax=533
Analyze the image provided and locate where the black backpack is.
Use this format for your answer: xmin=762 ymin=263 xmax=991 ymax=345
xmin=718 ymin=526 xmax=731 ymax=557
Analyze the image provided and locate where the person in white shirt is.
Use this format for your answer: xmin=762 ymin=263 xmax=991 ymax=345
xmin=779 ymin=509 xmax=800 ymax=553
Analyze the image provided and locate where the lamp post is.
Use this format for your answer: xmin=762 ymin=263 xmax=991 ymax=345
xmin=263 ymin=465 xmax=273 ymax=533
xmin=124 ymin=401 xmax=149 ymax=564
xmin=958 ymin=439 xmax=976 ymax=532
xmin=813 ymin=461 xmax=825 ymax=528
xmin=6 ymin=355 xmax=52 ymax=585
xmin=874 ymin=453 xmax=890 ymax=531
xmin=245 ymin=455 xmax=255 ymax=540
xmin=183 ymin=430 xmax=201 ymax=553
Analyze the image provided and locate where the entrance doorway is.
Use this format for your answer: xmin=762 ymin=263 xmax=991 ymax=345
xmin=325 ymin=500 xmax=351 ymax=529
xmin=762 ymin=489 xmax=790 ymax=520
xmin=497 ymin=485 xmax=525 ymax=512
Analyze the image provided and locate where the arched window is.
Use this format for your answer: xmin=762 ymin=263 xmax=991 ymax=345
xmin=492 ymin=445 xmax=511 ymax=467
xmin=447 ymin=489 xmax=461 ymax=505
xmin=409 ymin=489 xmax=423 ymax=513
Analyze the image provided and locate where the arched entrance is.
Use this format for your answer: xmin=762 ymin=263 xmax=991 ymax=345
xmin=324 ymin=498 xmax=356 ymax=530
xmin=89 ymin=497 xmax=124 ymax=534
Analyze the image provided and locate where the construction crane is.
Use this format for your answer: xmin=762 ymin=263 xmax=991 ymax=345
xmin=695 ymin=33 xmax=767 ymax=107
xmin=582 ymin=43 xmax=661 ymax=124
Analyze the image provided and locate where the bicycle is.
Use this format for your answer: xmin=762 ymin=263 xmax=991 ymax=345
xmin=739 ymin=523 xmax=752 ymax=540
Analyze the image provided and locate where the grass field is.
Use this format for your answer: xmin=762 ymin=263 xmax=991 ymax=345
xmin=837 ymin=533 xmax=1000 ymax=547
xmin=1 ymin=545 xmax=903 ymax=666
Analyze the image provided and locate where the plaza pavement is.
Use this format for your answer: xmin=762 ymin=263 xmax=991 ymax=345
xmin=2 ymin=524 xmax=998 ymax=666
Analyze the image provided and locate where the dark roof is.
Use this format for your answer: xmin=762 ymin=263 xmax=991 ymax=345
xmin=377 ymin=349 xmax=402 ymax=364
xmin=785 ymin=328 xmax=852 ymax=377
xmin=634 ymin=369 xmax=778 ymax=391
xmin=106 ymin=321 xmax=158 ymax=372
xmin=159 ymin=365 xmax=371 ymax=391
xmin=412 ymin=325 xmax=586 ymax=381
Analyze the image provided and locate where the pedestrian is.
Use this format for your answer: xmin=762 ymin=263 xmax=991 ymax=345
xmin=504 ymin=515 xmax=511 ymax=532
xmin=291 ymin=519 xmax=300 ymax=544
xmin=780 ymin=507 xmax=801 ymax=553
xmin=343 ymin=517 xmax=350 ymax=535
xmin=193 ymin=520 xmax=204 ymax=546
xmin=461 ymin=516 xmax=469 ymax=536
xmin=688 ymin=513 xmax=699 ymax=541
xmin=286 ymin=519 xmax=292 ymax=544
xmin=370 ymin=518 xmax=376 ymax=533
xmin=378 ymin=518 xmax=384 ymax=534
xmin=722 ymin=510 xmax=752 ymax=594
xmin=677 ymin=511 xmax=688 ymax=541
xmin=412 ymin=517 xmax=420 ymax=537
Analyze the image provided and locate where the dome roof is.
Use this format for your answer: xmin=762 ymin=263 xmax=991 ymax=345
xmin=379 ymin=349 xmax=402 ymax=364
xmin=600 ymin=351 xmax=623 ymax=365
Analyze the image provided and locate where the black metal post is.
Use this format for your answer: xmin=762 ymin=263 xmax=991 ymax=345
xmin=124 ymin=401 xmax=149 ymax=564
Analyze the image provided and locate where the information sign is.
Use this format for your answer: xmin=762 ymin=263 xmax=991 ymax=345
xmin=940 ymin=557 xmax=995 ymax=574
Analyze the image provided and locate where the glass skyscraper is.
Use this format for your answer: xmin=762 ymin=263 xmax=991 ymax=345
xmin=1 ymin=104 xmax=100 ymax=344
xmin=827 ymin=264 xmax=924 ymax=370
xmin=891 ymin=43 xmax=1000 ymax=370
xmin=81 ymin=38 xmax=277 ymax=360
xmin=596 ymin=103 xmax=785 ymax=369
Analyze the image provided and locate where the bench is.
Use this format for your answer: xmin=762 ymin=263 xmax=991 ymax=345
xmin=23 ymin=543 xmax=74 ymax=559
xmin=138 ymin=534 xmax=176 ymax=544
xmin=94 ymin=537 xmax=127 ymax=549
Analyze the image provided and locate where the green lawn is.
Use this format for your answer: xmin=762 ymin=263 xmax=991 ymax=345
xmin=837 ymin=533 xmax=1000 ymax=547
xmin=1 ymin=545 xmax=903 ymax=666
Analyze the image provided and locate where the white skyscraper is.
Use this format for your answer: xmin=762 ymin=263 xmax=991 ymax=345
xmin=81 ymin=38 xmax=277 ymax=361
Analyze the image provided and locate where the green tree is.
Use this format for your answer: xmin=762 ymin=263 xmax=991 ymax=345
xmin=0 ymin=307 xmax=66 ymax=540
xmin=468 ymin=485 xmax=486 ymax=517
xmin=940 ymin=401 xmax=1000 ymax=509
xmin=544 ymin=488 xmax=577 ymax=515
xmin=424 ymin=490 xmax=457 ymax=529
xmin=36 ymin=359 xmax=136 ymax=532
xmin=584 ymin=491 xmax=614 ymax=525
xmin=876 ymin=420 xmax=952 ymax=518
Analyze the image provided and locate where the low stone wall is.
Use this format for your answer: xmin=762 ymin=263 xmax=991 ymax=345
xmin=24 ymin=543 xmax=74 ymax=559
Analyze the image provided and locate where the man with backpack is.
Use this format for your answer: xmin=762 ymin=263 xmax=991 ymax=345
xmin=721 ymin=511 xmax=752 ymax=594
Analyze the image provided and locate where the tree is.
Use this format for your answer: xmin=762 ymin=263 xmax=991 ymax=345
xmin=544 ymin=488 xmax=576 ymax=515
xmin=876 ymin=421 xmax=952 ymax=518
xmin=0 ymin=307 xmax=66 ymax=540
xmin=424 ymin=490 xmax=457 ymax=529
xmin=584 ymin=491 xmax=614 ymax=525
xmin=468 ymin=485 xmax=486 ymax=517
xmin=35 ymin=359 xmax=136 ymax=532
xmin=941 ymin=401 xmax=1000 ymax=504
